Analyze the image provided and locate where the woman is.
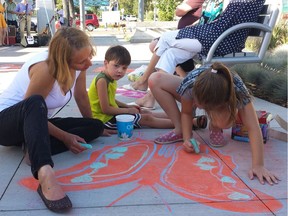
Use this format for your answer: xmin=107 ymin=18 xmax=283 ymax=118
xmin=131 ymin=0 xmax=265 ymax=108
xmin=0 ymin=27 xmax=106 ymax=212
xmin=0 ymin=0 xmax=7 ymax=46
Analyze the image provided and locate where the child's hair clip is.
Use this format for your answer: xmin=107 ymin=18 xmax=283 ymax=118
xmin=211 ymin=69 xmax=217 ymax=73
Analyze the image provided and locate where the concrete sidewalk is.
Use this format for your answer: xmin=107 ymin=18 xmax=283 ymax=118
xmin=0 ymin=29 xmax=287 ymax=216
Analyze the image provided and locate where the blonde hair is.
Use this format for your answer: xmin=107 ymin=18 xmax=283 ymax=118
xmin=193 ymin=62 xmax=237 ymax=123
xmin=47 ymin=27 xmax=95 ymax=89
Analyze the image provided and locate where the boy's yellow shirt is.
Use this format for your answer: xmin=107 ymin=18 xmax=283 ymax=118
xmin=88 ymin=72 xmax=118 ymax=123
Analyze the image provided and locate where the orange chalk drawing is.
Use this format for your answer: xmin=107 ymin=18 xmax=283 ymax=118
xmin=19 ymin=138 xmax=282 ymax=213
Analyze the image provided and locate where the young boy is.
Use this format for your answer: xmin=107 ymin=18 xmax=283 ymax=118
xmin=88 ymin=45 xmax=174 ymax=131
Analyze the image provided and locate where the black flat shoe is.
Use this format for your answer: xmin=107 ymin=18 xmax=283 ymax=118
xmin=37 ymin=185 xmax=72 ymax=212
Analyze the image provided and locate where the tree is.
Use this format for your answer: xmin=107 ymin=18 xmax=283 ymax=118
xmin=157 ymin=0 xmax=178 ymax=21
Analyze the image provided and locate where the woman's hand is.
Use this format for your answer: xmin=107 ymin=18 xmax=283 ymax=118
xmin=62 ymin=132 xmax=87 ymax=154
xmin=249 ymin=165 xmax=280 ymax=185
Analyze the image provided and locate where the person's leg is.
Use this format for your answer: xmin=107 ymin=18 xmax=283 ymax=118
xmin=19 ymin=18 xmax=25 ymax=41
xmin=2 ymin=27 xmax=7 ymax=45
xmin=131 ymin=52 xmax=160 ymax=91
xmin=48 ymin=117 xmax=104 ymax=155
xmin=156 ymin=47 xmax=197 ymax=74
xmin=139 ymin=113 xmax=174 ymax=128
xmin=0 ymin=28 xmax=3 ymax=45
xmin=149 ymin=72 xmax=183 ymax=134
xmin=0 ymin=95 xmax=69 ymax=209
xmin=135 ymin=90 xmax=156 ymax=108
xmin=26 ymin=16 xmax=31 ymax=36
xmin=131 ymin=30 xmax=179 ymax=91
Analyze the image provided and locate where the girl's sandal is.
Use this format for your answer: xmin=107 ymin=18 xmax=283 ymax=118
xmin=192 ymin=115 xmax=208 ymax=130
xmin=209 ymin=128 xmax=226 ymax=147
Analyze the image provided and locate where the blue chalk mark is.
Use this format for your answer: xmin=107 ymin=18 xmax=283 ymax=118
xmin=112 ymin=147 xmax=128 ymax=153
xmin=228 ymin=192 xmax=250 ymax=200
xmin=71 ymin=174 xmax=93 ymax=183
xmin=221 ymin=176 xmax=236 ymax=183
xmin=105 ymin=153 xmax=124 ymax=160
xmin=90 ymin=162 xmax=107 ymax=169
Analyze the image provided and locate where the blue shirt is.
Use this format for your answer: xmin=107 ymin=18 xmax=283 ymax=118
xmin=15 ymin=2 xmax=33 ymax=15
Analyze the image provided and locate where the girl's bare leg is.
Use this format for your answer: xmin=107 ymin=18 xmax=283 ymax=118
xmin=149 ymin=71 xmax=183 ymax=134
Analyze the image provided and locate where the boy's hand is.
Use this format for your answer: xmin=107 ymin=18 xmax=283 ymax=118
xmin=127 ymin=107 xmax=140 ymax=114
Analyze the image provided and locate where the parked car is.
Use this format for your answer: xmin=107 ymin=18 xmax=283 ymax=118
xmin=126 ymin=15 xmax=137 ymax=22
xmin=75 ymin=14 xmax=99 ymax=31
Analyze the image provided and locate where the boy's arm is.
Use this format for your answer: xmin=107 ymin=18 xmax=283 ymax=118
xmin=239 ymin=102 xmax=279 ymax=185
xmin=97 ymin=78 xmax=139 ymax=115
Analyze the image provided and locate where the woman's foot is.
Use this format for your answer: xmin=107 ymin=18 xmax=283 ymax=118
xmin=135 ymin=91 xmax=156 ymax=109
xmin=131 ymin=79 xmax=148 ymax=91
xmin=38 ymin=165 xmax=72 ymax=211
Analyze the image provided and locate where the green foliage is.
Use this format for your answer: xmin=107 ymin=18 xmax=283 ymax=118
xmin=119 ymin=0 xmax=138 ymax=16
xmin=245 ymin=19 xmax=288 ymax=52
xmin=262 ymin=75 xmax=287 ymax=102
xmin=268 ymin=20 xmax=288 ymax=50
xmin=262 ymin=44 xmax=288 ymax=72
xmin=232 ymin=44 xmax=287 ymax=106
xmin=157 ymin=0 xmax=177 ymax=21
xmin=145 ymin=11 xmax=155 ymax=21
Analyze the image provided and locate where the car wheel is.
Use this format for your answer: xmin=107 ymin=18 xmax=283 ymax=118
xmin=86 ymin=24 xmax=95 ymax=31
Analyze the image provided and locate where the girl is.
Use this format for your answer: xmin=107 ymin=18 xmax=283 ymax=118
xmin=149 ymin=62 xmax=279 ymax=185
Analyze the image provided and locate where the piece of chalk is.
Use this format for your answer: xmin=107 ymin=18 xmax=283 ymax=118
xmin=190 ymin=138 xmax=200 ymax=154
xmin=79 ymin=143 xmax=92 ymax=149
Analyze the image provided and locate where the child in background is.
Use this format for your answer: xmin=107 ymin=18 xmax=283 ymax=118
xmin=149 ymin=62 xmax=279 ymax=185
xmin=88 ymin=45 xmax=174 ymax=130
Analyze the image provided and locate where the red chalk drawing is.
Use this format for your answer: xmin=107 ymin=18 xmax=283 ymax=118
xmin=19 ymin=138 xmax=283 ymax=213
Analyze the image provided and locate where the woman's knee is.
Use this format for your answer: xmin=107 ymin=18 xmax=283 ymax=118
xmin=24 ymin=95 xmax=47 ymax=114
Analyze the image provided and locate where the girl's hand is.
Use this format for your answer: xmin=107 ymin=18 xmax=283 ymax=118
xmin=183 ymin=139 xmax=198 ymax=153
xmin=62 ymin=132 xmax=87 ymax=154
xmin=249 ymin=166 xmax=280 ymax=185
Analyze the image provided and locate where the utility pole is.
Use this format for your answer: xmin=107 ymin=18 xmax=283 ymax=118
xmin=138 ymin=0 xmax=144 ymax=21
xmin=79 ymin=0 xmax=85 ymax=31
